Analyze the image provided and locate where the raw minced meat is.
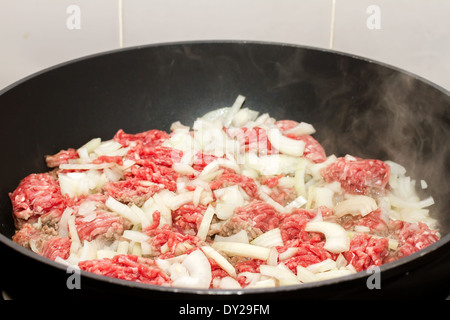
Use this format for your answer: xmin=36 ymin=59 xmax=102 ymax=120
xmin=9 ymin=95 xmax=440 ymax=289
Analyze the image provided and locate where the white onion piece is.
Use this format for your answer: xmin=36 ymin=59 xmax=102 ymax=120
xmin=168 ymin=263 xmax=189 ymax=281
xmin=217 ymin=276 xmax=242 ymax=289
xmin=259 ymin=264 xmax=300 ymax=286
xmin=231 ymin=108 xmax=259 ymax=127
xmin=212 ymin=241 xmax=270 ymax=260
xmin=172 ymin=249 xmax=212 ymax=289
xmin=202 ymin=246 xmax=236 ymax=277
xmin=105 ymin=196 xmax=140 ymax=225
xmin=223 ymin=94 xmax=246 ymax=128
xmin=250 ymin=228 xmax=283 ymax=248
xmin=267 ymin=127 xmax=305 ymax=157
xmin=305 ymin=221 xmax=350 ymax=253
xmin=197 ymin=205 xmax=216 ymax=241
xmin=283 ymin=122 xmax=316 ymax=136
xmin=334 ymin=195 xmax=378 ymax=218
xmin=167 ymin=191 xmax=195 ymax=211
xmin=285 ymin=195 xmax=308 ymax=211
xmin=58 ymin=207 xmax=74 ymax=238
xmin=313 ymin=187 xmax=334 ymax=208
xmin=59 ymin=163 xmax=115 ymax=170
xmin=214 ymin=230 xmax=249 ymax=244
xmin=306 ymin=258 xmax=337 ymax=273
xmin=94 ymin=140 xmax=123 ymax=156
xmin=250 ymin=278 xmax=277 ymax=288
xmin=296 ymin=266 xmax=318 ymax=283
xmin=78 ymin=137 xmax=102 ymax=153
xmin=122 ymin=230 xmax=150 ymax=243
xmin=388 ymin=193 xmax=434 ymax=209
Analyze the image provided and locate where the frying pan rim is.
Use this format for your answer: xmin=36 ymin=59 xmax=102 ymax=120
xmin=0 ymin=39 xmax=449 ymax=97
xmin=1 ymin=232 xmax=449 ymax=296
xmin=0 ymin=40 xmax=449 ymax=296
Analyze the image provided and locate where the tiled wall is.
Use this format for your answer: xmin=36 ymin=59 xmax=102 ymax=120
xmin=1 ymin=0 xmax=449 ymax=91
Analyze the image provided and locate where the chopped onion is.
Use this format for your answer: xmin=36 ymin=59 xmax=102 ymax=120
xmin=306 ymin=258 xmax=337 ymax=273
xmin=167 ymin=191 xmax=194 ymax=211
xmin=201 ymin=245 xmax=236 ymax=278
xmin=278 ymin=247 xmax=298 ymax=261
xmin=285 ymin=195 xmax=307 ymax=211
xmin=223 ymin=94 xmax=246 ymax=128
xmin=248 ymin=153 xmax=300 ymax=176
xmin=58 ymin=207 xmax=74 ymax=237
xmin=334 ymin=195 xmax=378 ymax=218
xmin=296 ymin=266 xmax=317 ymax=283
xmin=116 ymin=240 xmax=129 ymax=255
xmin=231 ymin=108 xmax=259 ymax=127
xmin=259 ymin=264 xmax=300 ymax=286
xmin=217 ymin=276 xmax=242 ymax=289
xmin=305 ymin=221 xmax=350 ymax=253
xmin=122 ymin=230 xmax=150 ymax=243
xmin=212 ymin=241 xmax=270 ymax=260
xmin=250 ymin=278 xmax=277 ymax=288
xmin=197 ymin=205 xmax=216 ymax=241
xmin=105 ymin=196 xmax=140 ymax=225
xmin=172 ymin=249 xmax=212 ymax=289
xmin=59 ymin=163 xmax=116 ymax=170
xmin=250 ymin=228 xmax=283 ymax=248
xmin=214 ymin=230 xmax=249 ymax=244
xmin=313 ymin=187 xmax=334 ymax=208
xmin=267 ymin=127 xmax=305 ymax=157
xmin=283 ymin=122 xmax=316 ymax=136
xmin=169 ymin=263 xmax=189 ymax=281
xmin=130 ymin=204 xmax=151 ymax=228
xmin=314 ymin=269 xmax=353 ymax=281
xmin=94 ymin=140 xmax=123 ymax=156
xmin=388 ymin=193 xmax=434 ymax=209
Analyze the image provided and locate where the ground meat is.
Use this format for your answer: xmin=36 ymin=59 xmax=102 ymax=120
xmin=104 ymin=178 xmax=161 ymax=206
xmin=78 ymin=254 xmax=171 ymax=286
xmin=321 ymin=156 xmax=390 ymax=195
xmin=344 ymin=233 xmax=389 ymax=272
xmin=12 ymin=223 xmax=69 ymax=260
xmin=75 ymin=211 xmax=124 ymax=242
xmin=278 ymin=208 xmax=317 ymax=242
xmin=226 ymin=126 xmax=277 ymax=156
xmin=172 ymin=203 xmax=207 ymax=235
xmin=338 ymin=209 xmax=388 ymax=235
xmin=125 ymin=162 xmax=178 ymax=192
xmin=9 ymin=173 xmax=67 ymax=222
xmin=113 ymin=128 xmax=170 ymax=148
xmin=92 ymin=155 xmax=123 ymax=165
xmin=45 ymin=148 xmax=79 ymax=168
xmin=209 ymin=170 xmax=259 ymax=198
xmin=394 ymin=221 xmax=440 ymax=259
xmin=41 ymin=237 xmax=71 ymax=260
xmin=281 ymin=241 xmax=332 ymax=272
xmin=275 ymin=120 xmax=327 ymax=163
xmin=143 ymin=224 xmax=203 ymax=258
xmin=230 ymin=200 xmax=280 ymax=234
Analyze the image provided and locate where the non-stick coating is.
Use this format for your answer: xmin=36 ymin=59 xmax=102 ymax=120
xmin=0 ymin=42 xmax=449 ymax=299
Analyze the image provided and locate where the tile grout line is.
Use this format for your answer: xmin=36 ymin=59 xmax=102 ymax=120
xmin=118 ymin=0 xmax=124 ymax=48
xmin=329 ymin=0 xmax=336 ymax=49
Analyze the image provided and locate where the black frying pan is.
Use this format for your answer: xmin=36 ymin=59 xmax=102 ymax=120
xmin=0 ymin=41 xmax=449 ymax=300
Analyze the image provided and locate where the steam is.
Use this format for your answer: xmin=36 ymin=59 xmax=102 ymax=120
xmin=314 ymin=65 xmax=450 ymax=232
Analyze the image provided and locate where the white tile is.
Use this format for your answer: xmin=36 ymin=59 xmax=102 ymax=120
xmin=0 ymin=0 xmax=121 ymax=90
xmin=122 ymin=0 xmax=333 ymax=49
xmin=333 ymin=0 xmax=450 ymax=90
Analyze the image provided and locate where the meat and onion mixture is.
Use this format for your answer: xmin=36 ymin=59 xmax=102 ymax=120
xmin=9 ymin=95 xmax=440 ymax=289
